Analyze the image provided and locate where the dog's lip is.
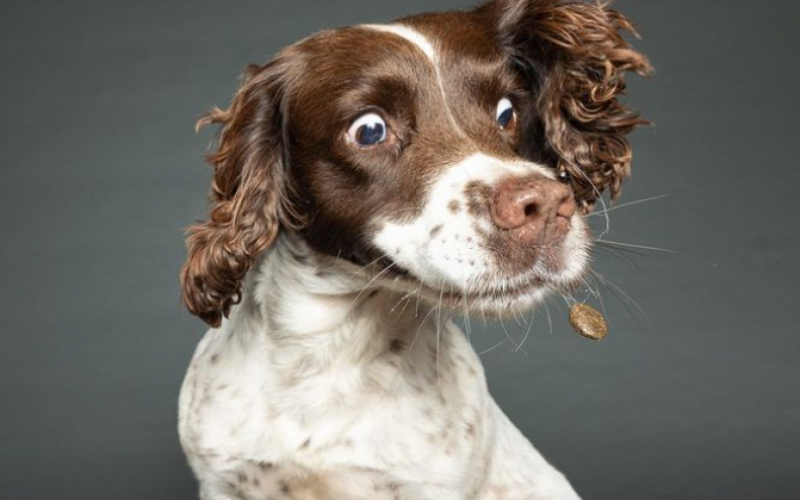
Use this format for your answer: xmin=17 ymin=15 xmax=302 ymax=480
xmin=380 ymin=258 xmax=551 ymax=301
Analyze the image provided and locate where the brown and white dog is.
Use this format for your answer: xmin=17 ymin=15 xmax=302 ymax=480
xmin=178 ymin=1 xmax=650 ymax=498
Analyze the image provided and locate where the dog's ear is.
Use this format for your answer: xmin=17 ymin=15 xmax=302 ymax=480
xmin=483 ymin=0 xmax=652 ymax=210
xmin=181 ymin=56 xmax=299 ymax=327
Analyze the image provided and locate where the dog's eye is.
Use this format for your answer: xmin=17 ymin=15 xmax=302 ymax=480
xmin=348 ymin=113 xmax=387 ymax=147
xmin=496 ymin=98 xmax=516 ymax=130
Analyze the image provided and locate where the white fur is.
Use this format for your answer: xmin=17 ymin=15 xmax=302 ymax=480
xmin=179 ymin=237 xmax=582 ymax=499
xmin=365 ymin=24 xmax=437 ymax=61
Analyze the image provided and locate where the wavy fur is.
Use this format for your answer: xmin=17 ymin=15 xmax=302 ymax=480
xmin=494 ymin=0 xmax=653 ymax=209
xmin=181 ymin=58 xmax=297 ymax=327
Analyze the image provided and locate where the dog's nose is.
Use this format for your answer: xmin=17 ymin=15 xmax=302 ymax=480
xmin=489 ymin=174 xmax=576 ymax=244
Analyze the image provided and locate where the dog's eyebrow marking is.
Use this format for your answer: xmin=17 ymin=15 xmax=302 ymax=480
xmin=366 ymin=24 xmax=436 ymax=61
xmin=364 ymin=23 xmax=466 ymax=138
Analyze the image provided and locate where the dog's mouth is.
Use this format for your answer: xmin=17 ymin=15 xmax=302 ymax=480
xmin=362 ymin=204 xmax=592 ymax=315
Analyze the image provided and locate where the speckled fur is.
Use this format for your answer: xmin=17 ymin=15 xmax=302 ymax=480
xmin=180 ymin=234 xmax=580 ymax=500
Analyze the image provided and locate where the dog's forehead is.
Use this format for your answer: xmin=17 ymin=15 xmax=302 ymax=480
xmin=290 ymin=15 xmax=507 ymax=109
xmin=395 ymin=11 xmax=505 ymax=64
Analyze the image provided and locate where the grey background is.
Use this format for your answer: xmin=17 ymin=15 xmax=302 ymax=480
xmin=1 ymin=0 xmax=798 ymax=498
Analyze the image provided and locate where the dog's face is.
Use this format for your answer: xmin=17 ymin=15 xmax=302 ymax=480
xmin=287 ymin=20 xmax=586 ymax=313
xmin=182 ymin=0 xmax=651 ymax=327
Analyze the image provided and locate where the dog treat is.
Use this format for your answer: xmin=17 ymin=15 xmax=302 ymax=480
xmin=569 ymin=303 xmax=608 ymax=341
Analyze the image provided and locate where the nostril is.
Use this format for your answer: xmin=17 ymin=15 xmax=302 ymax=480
xmin=524 ymin=202 xmax=537 ymax=218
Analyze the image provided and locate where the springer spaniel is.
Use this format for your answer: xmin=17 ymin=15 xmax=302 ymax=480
xmin=178 ymin=1 xmax=650 ymax=498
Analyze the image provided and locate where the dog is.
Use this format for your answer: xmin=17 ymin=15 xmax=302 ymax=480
xmin=178 ymin=1 xmax=650 ymax=498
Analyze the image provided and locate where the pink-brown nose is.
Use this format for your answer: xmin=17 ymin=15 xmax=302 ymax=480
xmin=489 ymin=174 xmax=576 ymax=245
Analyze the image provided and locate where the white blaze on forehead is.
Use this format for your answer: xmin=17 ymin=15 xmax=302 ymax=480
xmin=363 ymin=23 xmax=465 ymax=136
xmin=365 ymin=24 xmax=436 ymax=61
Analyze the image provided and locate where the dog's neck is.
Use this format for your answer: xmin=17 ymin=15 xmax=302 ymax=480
xmin=235 ymin=234 xmax=453 ymax=377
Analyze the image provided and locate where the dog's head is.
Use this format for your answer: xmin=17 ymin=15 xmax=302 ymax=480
xmin=181 ymin=0 xmax=651 ymax=327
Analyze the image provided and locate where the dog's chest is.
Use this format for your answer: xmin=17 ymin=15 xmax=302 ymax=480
xmin=179 ymin=320 xmax=494 ymax=496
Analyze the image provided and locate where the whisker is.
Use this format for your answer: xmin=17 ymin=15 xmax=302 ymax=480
xmin=414 ymin=277 xmax=425 ymax=318
xmin=390 ymin=289 xmax=415 ymax=315
xmin=408 ymin=304 xmax=436 ymax=361
xmin=544 ymin=300 xmax=554 ymax=337
xmin=461 ymin=274 xmax=473 ymax=343
xmin=587 ymin=273 xmax=612 ymax=330
xmin=498 ymin=314 xmax=521 ymax=351
xmin=573 ymin=167 xmax=611 ymax=240
xmin=477 ymin=283 xmax=489 ymax=326
xmin=592 ymin=244 xmax=650 ymax=270
xmin=586 ymin=193 xmax=672 ymax=218
xmin=561 ymin=292 xmax=575 ymax=308
xmin=595 ymin=240 xmax=676 ymax=254
xmin=597 ymin=239 xmax=720 ymax=270
xmin=478 ymin=339 xmax=505 ymax=357
xmin=510 ymin=303 xmax=526 ymax=328
xmin=590 ymin=270 xmax=651 ymax=327
xmin=346 ymin=253 xmax=391 ymax=279
xmin=514 ymin=306 xmax=534 ymax=353
xmin=345 ymin=262 xmax=397 ymax=316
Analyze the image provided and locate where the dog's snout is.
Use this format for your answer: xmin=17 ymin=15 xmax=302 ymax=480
xmin=489 ymin=174 xmax=576 ymax=244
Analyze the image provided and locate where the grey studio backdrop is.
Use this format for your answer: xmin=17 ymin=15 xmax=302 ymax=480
xmin=1 ymin=0 xmax=798 ymax=499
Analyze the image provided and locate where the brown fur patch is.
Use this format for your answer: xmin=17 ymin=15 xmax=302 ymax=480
xmin=182 ymin=0 xmax=650 ymax=325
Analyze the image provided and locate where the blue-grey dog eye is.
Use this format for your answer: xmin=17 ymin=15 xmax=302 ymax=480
xmin=348 ymin=113 xmax=387 ymax=146
xmin=496 ymin=98 xmax=515 ymax=129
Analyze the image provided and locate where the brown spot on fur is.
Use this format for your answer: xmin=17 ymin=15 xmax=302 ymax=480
xmin=389 ymin=339 xmax=405 ymax=353
xmin=466 ymin=422 xmax=476 ymax=437
xmin=429 ymin=224 xmax=443 ymax=238
xmin=448 ymin=200 xmax=461 ymax=213
xmin=465 ymin=180 xmax=492 ymax=217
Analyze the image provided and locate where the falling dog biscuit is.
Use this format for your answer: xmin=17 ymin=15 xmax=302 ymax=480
xmin=569 ymin=303 xmax=608 ymax=341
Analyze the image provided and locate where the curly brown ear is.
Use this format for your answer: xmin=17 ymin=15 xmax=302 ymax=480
xmin=181 ymin=57 xmax=297 ymax=327
xmin=487 ymin=0 xmax=653 ymax=209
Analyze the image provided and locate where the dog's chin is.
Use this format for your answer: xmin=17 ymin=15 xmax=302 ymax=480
xmin=379 ymin=260 xmax=587 ymax=318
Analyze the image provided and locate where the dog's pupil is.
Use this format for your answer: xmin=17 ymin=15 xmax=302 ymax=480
xmin=497 ymin=108 xmax=513 ymax=128
xmin=357 ymin=122 xmax=385 ymax=145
